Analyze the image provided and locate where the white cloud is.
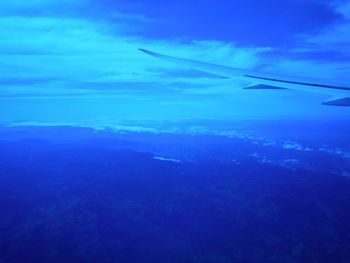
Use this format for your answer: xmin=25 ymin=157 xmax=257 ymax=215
xmin=0 ymin=15 xmax=270 ymax=99
xmin=263 ymin=59 xmax=350 ymax=81
xmin=153 ymin=156 xmax=182 ymax=163
xmin=282 ymin=142 xmax=313 ymax=151
xmin=1 ymin=1 xmax=347 ymax=116
xmin=334 ymin=1 xmax=350 ymax=19
xmin=0 ymin=0 xmax=87 ymax=11
xmin=297 ymin=1 xmax=350 ymax=52
xmin=1 ymin=0 xmax=59 ymax=8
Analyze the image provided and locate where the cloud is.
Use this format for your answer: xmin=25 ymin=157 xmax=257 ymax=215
xmin=0 ymin=13 xmax=270 ymax=100
xmin=0 ymin=0 xmax=63 ymax=8
xmin=253 ymin=1 xmax=350 ymax=82
xmin=0 ymin=0 xmax=88 ymax=16
xmin=282 ymin=142 xmax=313 ymax=151
xmin=334 ymin=1 xmax=350 ymax=18
xmin=297 ymin=1 xmax=350 ymax=52
xmin=153 ymin=156 xmax=182 ymax=163
xmin=1 ymin=0 xmax=349 ymax=119
xmin=250 ymin=153 xmax=306 ymax=171
xmin=4 ymin=119 xmax=350 ymax=176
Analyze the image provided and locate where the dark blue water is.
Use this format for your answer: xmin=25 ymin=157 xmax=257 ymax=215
xmin=0 ymin=120 xmax=350 ymax=263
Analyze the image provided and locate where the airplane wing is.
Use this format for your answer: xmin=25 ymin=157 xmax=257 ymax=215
xmin=139 ymin=48 xmax=350 ymax=106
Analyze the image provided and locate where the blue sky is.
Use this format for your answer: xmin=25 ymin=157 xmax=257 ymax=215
xmin=0 ymin=0 xmax=350 ymax=121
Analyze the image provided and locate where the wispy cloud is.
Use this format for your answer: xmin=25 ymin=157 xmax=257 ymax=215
xmin=0 ymin=0 xmax=349 ymax=119
xmin=297 ymin=1 xmax=350 ymax=52
xmin=0 ymin=12 xmax=270 ymax=100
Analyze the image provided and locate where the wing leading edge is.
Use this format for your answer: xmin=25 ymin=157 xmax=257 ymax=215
xmin=139 ymin=48 xmax=350 ymax=106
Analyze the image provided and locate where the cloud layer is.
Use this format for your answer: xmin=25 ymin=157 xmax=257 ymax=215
xmin=0 ymin=0 xmax=349 ymax=120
